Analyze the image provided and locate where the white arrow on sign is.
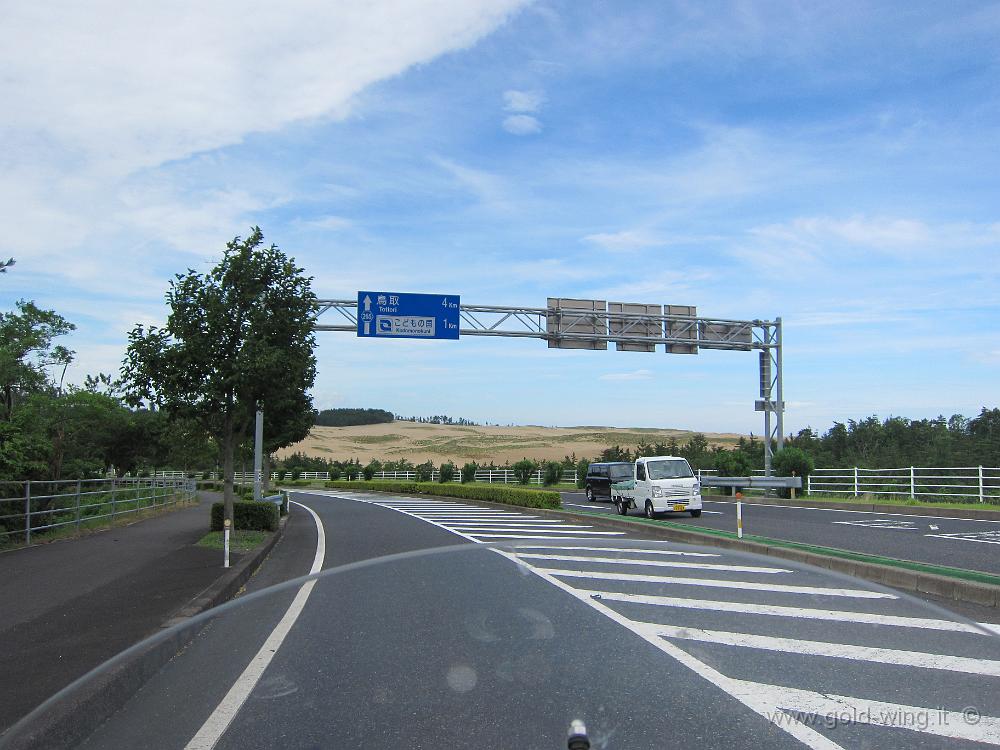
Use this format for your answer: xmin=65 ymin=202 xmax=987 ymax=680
xmin=363 ymin=295 xmax=372 ymax=334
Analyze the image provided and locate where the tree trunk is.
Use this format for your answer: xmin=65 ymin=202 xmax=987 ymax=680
xmin=222 ymin=413 xmax=234 ymax=525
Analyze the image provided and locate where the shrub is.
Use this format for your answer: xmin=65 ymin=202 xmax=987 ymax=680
xmin=210 ymin=501 xmax=280 ymax=532
xmin=201 ymin=471 xmax=211 ymax=480
xmin=460 ymin=462 xmax=478 ymax=483
xmin=329 ymin=467 xmax=341 ymax=480
xmin=575 ymin=459 xmax=590 ymax=489
xmin=322 ymin=480 xmax=560 ymax=509
xmin=714 ymin=450 xmax=755 ymax=477
xmin=512 ymin=459 xmax=539 ymax=485
xmin=291 ymin=469 xmax=301 ymax=481
xmin=362 ymin=464 xmax=375 ymax=481
xmin=439 ymin=462 xmax=456 ymax=483
xmin=276 ymin=469 xmax=287 ymax=481
xmin=772 ymin=447 xmax=815 ymax=498
xmin=415 ymin=461 xmax=434 ymax=482
xmin=542 ymin=462 xmax=562 ymax=486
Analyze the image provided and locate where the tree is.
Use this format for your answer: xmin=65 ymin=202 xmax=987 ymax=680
xmin=575 ymin=458 xmax=590 ymax=488
xmin=0 ymin=258 xmax=14 ymax=273
xmin=460 ymin=462 xmax=478 ymax=483
xmin=512 ymin=459 xmax=538 ymax=484
xmin=714 ymin=449 xmax=754 ymax=477
xmin=439 ymin=462 xmax=456 ymax=483
xmin=772 ymin=447 xmax=815 ymax=497
xmin=542 ymin=461 xmax=562 ymax=486
xmin=0 ymin=300 xmax=75 ymax=422
xmin=122 ymin=228 xmax=317 ymax=525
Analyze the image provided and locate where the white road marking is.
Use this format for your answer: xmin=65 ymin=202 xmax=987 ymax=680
xmin=635 ymin=621 xmax=1000 ymax=676
xmin=512 ymin=545 xmax=720 ymax=558
xmin=832 ymin=519 xmax=919 ymax=530
xmin=514 ymin=553 xmax=790 ymax=574
xmin=469 ymin=533 xmax=625 ymax=540
xmin=704 ymin=499 xmax=1000 ymax=525
xmin=492 ymin=548 xmax=846 ymax=750
xmin=541 ymin=569 xmax=896 ymax=598
xmin=584 ymin=590 xmax=995 ymax=634
xmin=466 ymin=529 xmax=626 ymax=536
xmin=444 ymin=523 xmax=596 ymax=530
xmin=925 ymin=531 xmax=1000 ymax=545
xmin=732 ymin=679 xmax=1000 ymax=745
xmin=184 ymin=500 xmax=325 ymax=750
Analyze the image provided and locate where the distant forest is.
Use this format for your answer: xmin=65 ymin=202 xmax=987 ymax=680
xmin=313 ymin=408 xmax=394 ymax=427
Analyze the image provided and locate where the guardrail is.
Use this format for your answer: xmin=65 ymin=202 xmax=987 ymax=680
xmin=807 ymin=466 xmax=1000 ymax=503
xmin=226 ymin=468 xmax=581 ymax=485
xmin=0 ymin=478 xmax=197 ymax=545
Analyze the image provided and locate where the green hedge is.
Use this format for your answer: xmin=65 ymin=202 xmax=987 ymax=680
xmin=322 ymin=480 xmax=561 ymax=509
xmin=210 ymin=501 xmax=280 ymax=532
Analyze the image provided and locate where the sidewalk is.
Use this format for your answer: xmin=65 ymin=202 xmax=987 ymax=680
xmin=0 ymin=492 xmax=239 ymax=733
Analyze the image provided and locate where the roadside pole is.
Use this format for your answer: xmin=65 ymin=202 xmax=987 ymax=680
xmin=224 ymin=517 xmax=231 ymax=568
xmin=737 ymin=501 xmax=743 ymax=539
xmin=253 ymin=406 xmax=264 ymax=502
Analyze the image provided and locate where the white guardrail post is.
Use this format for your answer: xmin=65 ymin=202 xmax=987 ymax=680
xmin=806 ymin=474 xmax=811 ymax=496
xmin=910 ymin=466 xmax=915 ymax=500
xmin=980 ymin=466 xmax=985 ymax=503
xmin=853 ymin=467 xmax=859 ymax=497
xmin=24 ymin=481 xmax=31 ymax=545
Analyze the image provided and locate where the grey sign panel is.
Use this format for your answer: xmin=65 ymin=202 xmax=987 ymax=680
xmin=664 ymin=304 xmax=698 ymax=354
xmin=609 ymin=302 xmax=661 ymax=352
xmin=759 ymin=351 xmax=772 ymax=397
xmin=700 ymin=321 xmax=753 ymax=350
xmin=546 ymin=298 xmax=608 ymax=350
xmin=755 ymin=400 xmax=786 ymax=412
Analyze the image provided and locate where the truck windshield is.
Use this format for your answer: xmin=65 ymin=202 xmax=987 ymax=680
xmin=646 ymin=460 xmax=693 ymax=480
xmin=610 ymin=465 xmax=632 ymax=479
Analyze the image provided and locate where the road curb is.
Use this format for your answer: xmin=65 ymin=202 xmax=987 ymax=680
xmin=4 ymin=518 xmax=287 ymax=750
xmin=349 ymin=490 xmax=1000 ymax=610
xmin=698 ymin=494 xmax=1000 ymax=521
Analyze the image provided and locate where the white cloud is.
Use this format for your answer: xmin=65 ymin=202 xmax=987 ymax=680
xmin=0 ymin=1 xmax=530 ymax=278
xmin=303 ymin=215 xmax=354 ymax=231
xmin=599 ymin=369 xmax=654 ymax=382
xmin=502 ymin=114 xmax=542 ymax=135
xmin=431 ymin=156 xmax=513 ymax=211
xmin=583 ymin=229 xmax=662 ymax=251
xmin=503 ymin=89 xmax=544 ymax=112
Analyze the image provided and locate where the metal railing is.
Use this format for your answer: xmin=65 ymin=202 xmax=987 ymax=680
xmin=0 ymin=477 xmax=197 ymax=545
xmin=807 ymin=466 xmax=1000 ymax=503
xmin=232 ymin=468 xmax=581 ymax=485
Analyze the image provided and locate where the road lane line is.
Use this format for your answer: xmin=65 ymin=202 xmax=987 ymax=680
xmin=634 ymin=621 xmax=1000 ymax=676
xmin=541 ymin=569 xmax=896 ymax=598
xmin=584 ymin=590 xmax=994 ymax=633
xmin=492 ymin=549 xmax=845 ymax=750
xmin=184 ymin=499 xmax=326 ymax=750
xmin=514 ymin=553 xmax=791 ymax=574
xmin=443 ymin=523 xmax=596 ymax=530
xmin=703 ymin=499 xmax=1000 ymax=524
xmin=467 ymin=530 xmax=626 ymax=536
xmin=512 ymin=545 xmax=720 ymax=557
xmin=468 ymin=533 xmax=625 ymax=540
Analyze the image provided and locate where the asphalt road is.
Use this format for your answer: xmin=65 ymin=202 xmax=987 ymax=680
xmin=17 ymin=489 xmax=1000 ymax=750
xmin=563 ymin=492 xmax=1000 ymax=575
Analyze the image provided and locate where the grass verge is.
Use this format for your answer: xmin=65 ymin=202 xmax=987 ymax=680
xmin=322 ymin=480 xmax=560 ymax=509
xmin=577 ymin=511 xmax=1000 ymax=587
xmin=196 ymin=529 xmax=268 ymax=552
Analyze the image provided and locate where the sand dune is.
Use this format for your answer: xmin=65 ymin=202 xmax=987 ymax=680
xmin=276 ymin=421 xmax=744 ymax=465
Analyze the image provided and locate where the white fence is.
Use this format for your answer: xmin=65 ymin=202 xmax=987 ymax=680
xmin=222 ymin=468 xmax=579 ymax=485
xmin=807 ymin=466 xmax=1000 ymax=503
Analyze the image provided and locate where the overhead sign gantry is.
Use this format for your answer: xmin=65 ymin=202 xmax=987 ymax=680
xmin=315 ymin=294 xmax=784 ymax=474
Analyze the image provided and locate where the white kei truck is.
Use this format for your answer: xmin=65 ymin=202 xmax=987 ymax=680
xmin=609 ymin=455 xmax=703 ymax=518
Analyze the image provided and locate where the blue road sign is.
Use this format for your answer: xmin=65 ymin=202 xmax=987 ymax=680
xmin=357 ymin=291 xmax=460 ymax=340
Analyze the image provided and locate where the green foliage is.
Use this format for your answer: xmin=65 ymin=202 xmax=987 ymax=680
xmin=415 ymin=461 xmax=434 ymax=482
xmin=314 ymin=408 xmax=393 ymax=426
xmin=511 ymin=458 xmax=538 ymax=484
xmin=713 ymin=449 xmax=755 ymax=477
xmin=439 ymin=461 xmax=456 ymax=483
xmin=362 ymin=463 xmax=375 ymax=480
xmin=460 ymin=462 xmax=478 ymax=483
xmin=772 ymin=447 xmax=815 ymax=497
xmin=542 ymin=461 xmax=562 ymax=486
xmin=575 ymin=458 xmax=590 ymax=488
xmin=0 ymin=300 xmax=75 ymax=422
xmin=210 ymin=500 xmax=279 ymax=532
xmin=324 ymin=480 xmax=560 ymax=509
xmin=121 ymin=227 xmax=317 ymax=518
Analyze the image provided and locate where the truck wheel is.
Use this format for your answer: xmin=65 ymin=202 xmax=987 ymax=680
xmin=689 ymin=509 xmax=702 ymax=518
xmin=585 ymin=486 xmax=594 ymax=502
xmin=645 ymin=500 xmax=657 ymax=519
xmin=615 ymin=499 xmax=628 ymax=515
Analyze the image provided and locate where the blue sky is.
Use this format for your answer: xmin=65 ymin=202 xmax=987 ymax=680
xmin=3 ymin=1 xmax=999 ymax=435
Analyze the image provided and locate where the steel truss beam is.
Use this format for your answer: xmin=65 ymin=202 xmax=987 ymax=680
xmin=313 ymin=299 xmax=784 ymax=474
